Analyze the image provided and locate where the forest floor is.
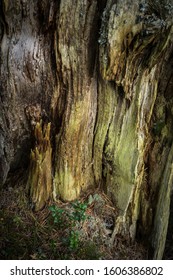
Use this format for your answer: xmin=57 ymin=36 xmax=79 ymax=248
xmin=0 ymin=171 xmax=148 ymax=260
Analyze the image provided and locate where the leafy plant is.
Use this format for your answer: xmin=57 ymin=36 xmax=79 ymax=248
xmin=49 ymin=205 xmax=65 ymax=227
xmin=48 ymin=201 xmax=88 ymax=253
xmin=70 ymin=201 xmax=88 ymax=222
xmin=68 ymin=230 xmax=79 ymax=250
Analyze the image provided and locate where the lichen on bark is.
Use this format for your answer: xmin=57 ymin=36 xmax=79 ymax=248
xmin=97 ymin=0 xmax=173 ymax=258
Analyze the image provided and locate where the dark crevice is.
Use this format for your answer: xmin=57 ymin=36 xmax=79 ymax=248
xmin=91 ymin=70 xmax=100 ymax=185
xmin=101 ymin=100 xmax=115 ymax=194
xmin=90 ymin=0 xmax=108 ymax=185
xmin=0 ymin=0 xmax=9 ymax=35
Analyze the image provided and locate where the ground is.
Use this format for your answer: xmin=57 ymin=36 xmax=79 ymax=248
xmin=0 ymin=171 xmax=150 ymax=260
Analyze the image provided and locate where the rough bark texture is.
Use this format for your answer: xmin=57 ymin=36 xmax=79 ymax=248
xmin=27 ymin=122 xmax=52 ymax=211
xmin=0 ymin=0 xmax=57 ymax=184
xmin=97 ymin=0 xmax=173 ymax=260
xmin=0 ymin=0 xmax=173 ymax=259
xmin=53 ymin=0 xmax=99 ymax=201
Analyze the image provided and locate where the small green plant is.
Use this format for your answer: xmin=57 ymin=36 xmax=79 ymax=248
xmin=49 ymin=205 xmax=65 ymax=226
xmin=70 ymin=201 xmax=88 ymax=222
xmin=48 ymin=201 xmax=88 ymax=254
xmin=68 ymin=230 xmax=79 ymax=250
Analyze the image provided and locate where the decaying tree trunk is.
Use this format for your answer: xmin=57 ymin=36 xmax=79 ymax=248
xmin=0 ymin=0 xmax=173 ymax=259
xmin=27 ymin=122 xmax=52 ymax=211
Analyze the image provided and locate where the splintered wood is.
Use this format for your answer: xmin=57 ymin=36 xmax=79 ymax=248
xmin=27 ymin=122 xmax=52 ymax=211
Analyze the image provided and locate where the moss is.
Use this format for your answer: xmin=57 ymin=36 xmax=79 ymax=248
xmin=105 ymin=95 xmax=138 ymax=211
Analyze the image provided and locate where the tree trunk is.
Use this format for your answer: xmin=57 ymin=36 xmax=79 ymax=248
xmin=0 ymin=0 xmax=173 ymax=259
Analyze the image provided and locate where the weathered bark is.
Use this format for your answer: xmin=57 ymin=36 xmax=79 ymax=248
xmin=0 ymin=0 xmax=57 ymax=185
xmin=27 ymin=122 xmax=52 ymax=211
xmin=53 ymin=0 xmax=99 ymax=201
xmin=96 ymin=0 xmax=173 ymax=260
xmin=0 ymin=0 xmax=173 ymax=259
